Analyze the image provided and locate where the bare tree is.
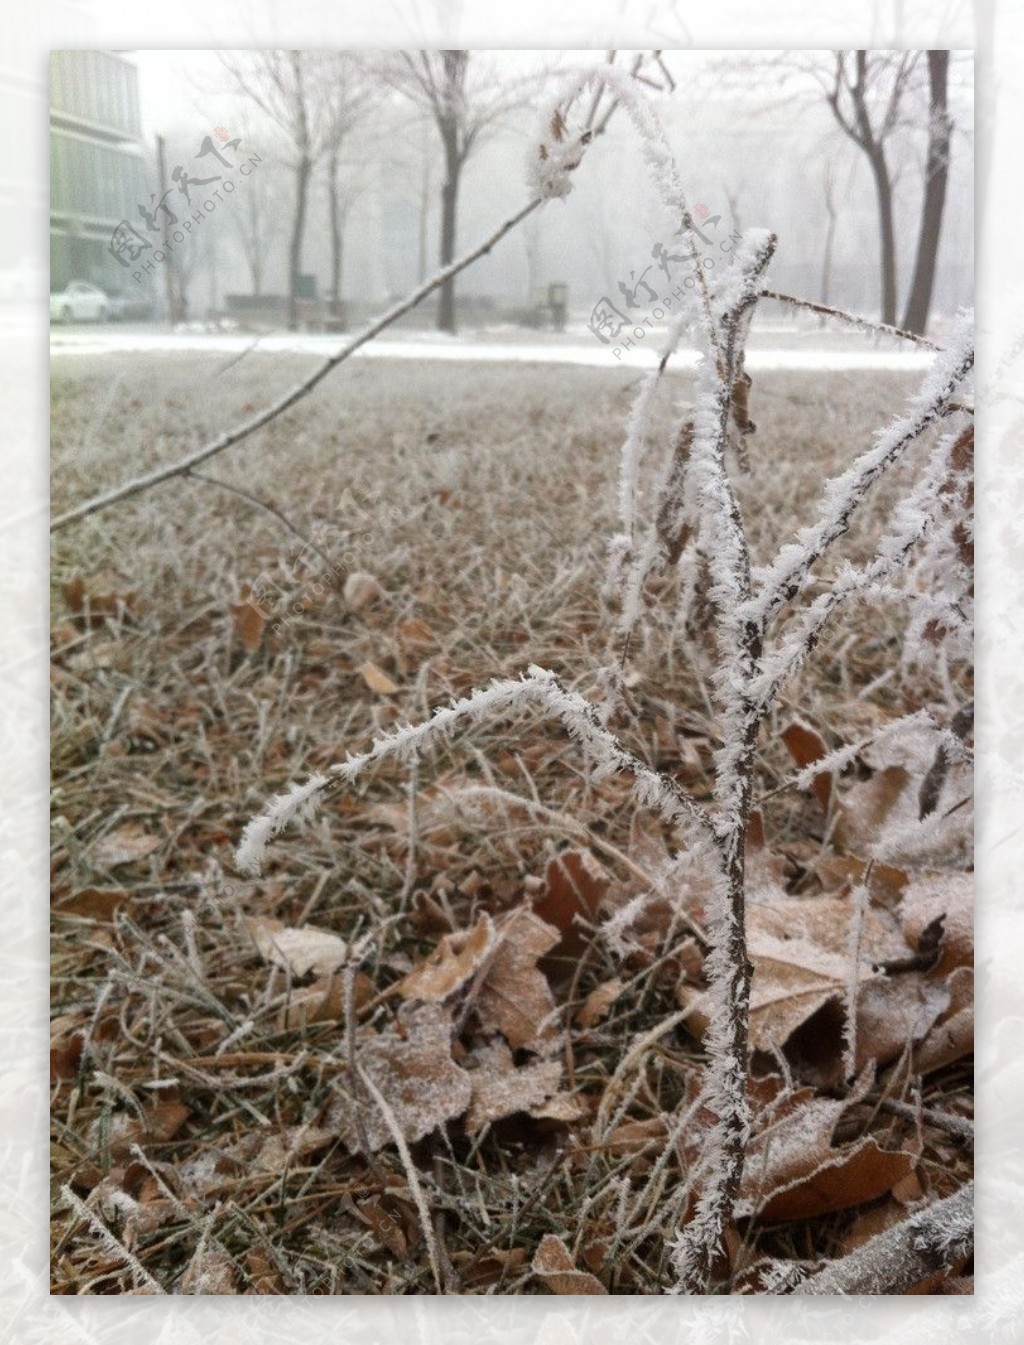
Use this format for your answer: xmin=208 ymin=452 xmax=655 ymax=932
xmin=220 ymin=52 xmax=366 ymax=330
xmin=902 ymin=50 xmax=952 ymax=334
xmin=821 ymin=51 xmax=918 ymax=326
xmin=380 ymin=50 xmax=534 ymax=332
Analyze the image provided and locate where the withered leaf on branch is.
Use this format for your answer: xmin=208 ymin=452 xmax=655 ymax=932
xmin=781 ymin=720 xmax=833 ymax=813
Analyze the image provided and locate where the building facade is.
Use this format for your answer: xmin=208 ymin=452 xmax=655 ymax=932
xmin=50 ymin=50 xmax=150 ymax=296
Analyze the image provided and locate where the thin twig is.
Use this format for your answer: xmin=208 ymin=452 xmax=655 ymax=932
xmin=760 ymin=288 xmax=939 ymax=348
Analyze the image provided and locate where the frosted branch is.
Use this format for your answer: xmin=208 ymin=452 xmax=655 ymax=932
xmin=236 ymin=666 xmax=712 ymax=876
xmin=744 ymin=312 xmax=974 ymax=634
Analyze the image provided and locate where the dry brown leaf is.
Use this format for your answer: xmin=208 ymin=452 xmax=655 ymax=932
xmin=92 ymin=824 xmax=161 ymax=870
xmin=738 ymin=1082 xmax=915 ymax=1222
xmin=230 ymin=598 xmax=267 ymax=654
xmin=56 ymin=887 xmax=130 ymax=920
xmin=532 ymin=1233 xmax=607 ymax=1295
xmin=834 ymin=765 xmax=912 ymax=853
xmin=678 ymin=890 xmax=932 ymax=1080
xmin=781 ymin=720 xmax=833 ymax=813
xmin=452 ymin=1245 xmax=527 ymax=1289
xmin=397 ymin=617 xmax=437 ymax=649
xmin=899 ymin=872 xmax=973 ymax=975
xmin=474 ymin=906 xmax=561 ymax=1051
xmin=532 ymin=849 xmax=610 ymax=964
xmin=463 ymin=1038 xmax=570 ymax=1134
xmin=354 ymin=1198 xmax=408 ymax=1257
xmin=327 ymin=1002 xmax=471 ymax=1153
xmin=245 ymin=917 xmax=349 ymax=978
xmin=359 ymin=660 xmax=400 ymax=695
xmin=398 ymin=913 xmax=494 ymax=1002
xmin=603 ymin=1116 xmax=670 ymax=1157
xmin=575 ymin=977 xmax=624 ymax=1029
xmin=343 ymin=571 xmax=385 ymax=611
xmin=915 ymin=966 xmax=973 ymax=1073
xmin=274 ymin=971 xmax=373 ymax=1030
xmin=179 ymin=1248 xmax=239 ymax=1295
xmin=254 ymin=1125 xmax=335 ymax=1173
xmin=62 ymin=569 xmax=138 ymax=623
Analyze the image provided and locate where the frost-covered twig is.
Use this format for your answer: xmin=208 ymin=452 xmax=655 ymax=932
xmin=792 ymin=1181 xmax=973 ymax=1295
xmin=667 ymin=229 xmax=778 ymax=1294
xmin=748 ymin=415 xmax=974 ymax=715
xmin=236 ymin=665 xmax=713 ymax=876
xmin=760 ymin=288 xmax=939 ymax=349
xmin=744 ymin=314 xmax=974 ymax=634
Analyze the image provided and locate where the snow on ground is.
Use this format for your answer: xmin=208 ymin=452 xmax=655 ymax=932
xmin=49 ymin=326 xmax=933 ymax=372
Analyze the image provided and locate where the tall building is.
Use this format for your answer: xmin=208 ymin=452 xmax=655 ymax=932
xmin=49 ymin=50 xmax=150 ymax=295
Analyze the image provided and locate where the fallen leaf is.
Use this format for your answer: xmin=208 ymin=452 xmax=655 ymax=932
xmin=327 ymin=1002 xmax=472 ymax=1154
xmin=92 ymin=824 xmax=161 ymax=870
xmin=532 ymin=1233 xmax=607 ymax=1295
xmin=397 ymin=617 xmax=437 ymax=649
xmin=359 ymin=661 xmax=400 ymax=696
xmin=353 ymin=1198 xmax=407 ymax=1257
xmin=56 ymin=887 xmax=130 ymax=920
xmin=463 ymin=1038 xmax=571 ymax=1134
xmin=179 ymin=1248 xmax=238 ymax=1295
xmin=915 ymin=966 xmax=973 ymax=1073
xmin=245 ymin=917 xmax=348 ymax=977
xmin=398 ymin=914 xmax=494 ymax=1002
xmin=451 ymin=1245 xmax=527 ymax=1289
xmin=62 ymin=569 xmax=138 ymax=624
xmin=255 ymin=1125 xmax=335 ymax=1174
xmin=474 ymin=906 xmax=561 ymax=1051
xmin=575 ymin=977 xmax=624 ymax=1029
xmin=899 ymin=872 xmax=973 ymax=975
xmin=274 ymin=971 xmax=373 ymax=1030
xmin=738 ymin=1081 xmax=915 ymax=1222
xmin=532 ymin=849 xmax=610 ymax=965
xmin=230 ymin=598 xmax=267 ymax=654
xmin=343 ymin=572 xmax=385 ymax=611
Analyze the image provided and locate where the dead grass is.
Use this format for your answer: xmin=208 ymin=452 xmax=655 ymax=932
xmin=50 ymin=353 xmax=972 ymax=1294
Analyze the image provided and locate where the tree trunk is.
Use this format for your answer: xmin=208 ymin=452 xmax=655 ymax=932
xmin=902 ymin=51 xmax=952 ymax=335
xmin=867 ymin=147 xmax=898 ymax=326
xmin=288 ymin=153 xmax=311 ymax=332
xmin=438 ymin=130 xmax=460 ymax=334
xmin=328 ymin=152 xmax=342 ymax=317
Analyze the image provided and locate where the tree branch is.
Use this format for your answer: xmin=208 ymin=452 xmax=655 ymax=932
xmin=792 ymin=1181 xmax=973 ymax=1295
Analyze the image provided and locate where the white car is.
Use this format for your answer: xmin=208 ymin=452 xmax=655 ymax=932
xmin=50 ymin=281 xmax=110 ymax=323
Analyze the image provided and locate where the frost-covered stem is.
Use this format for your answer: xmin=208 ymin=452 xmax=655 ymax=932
xmin=760 ymin=288 xmax=939 ymax=349
xmin=749 ymin=417 xmax=973 ymax=717
xmin=236 ymin=665 xmax=713 ymax=876
xmin=746 ymin=316 xmax=974 ymax=633
xmin=792 ymin=1181 xmax=973 ymax=1295
xmin=670 ymin=232 xmax=776 ymax=1293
